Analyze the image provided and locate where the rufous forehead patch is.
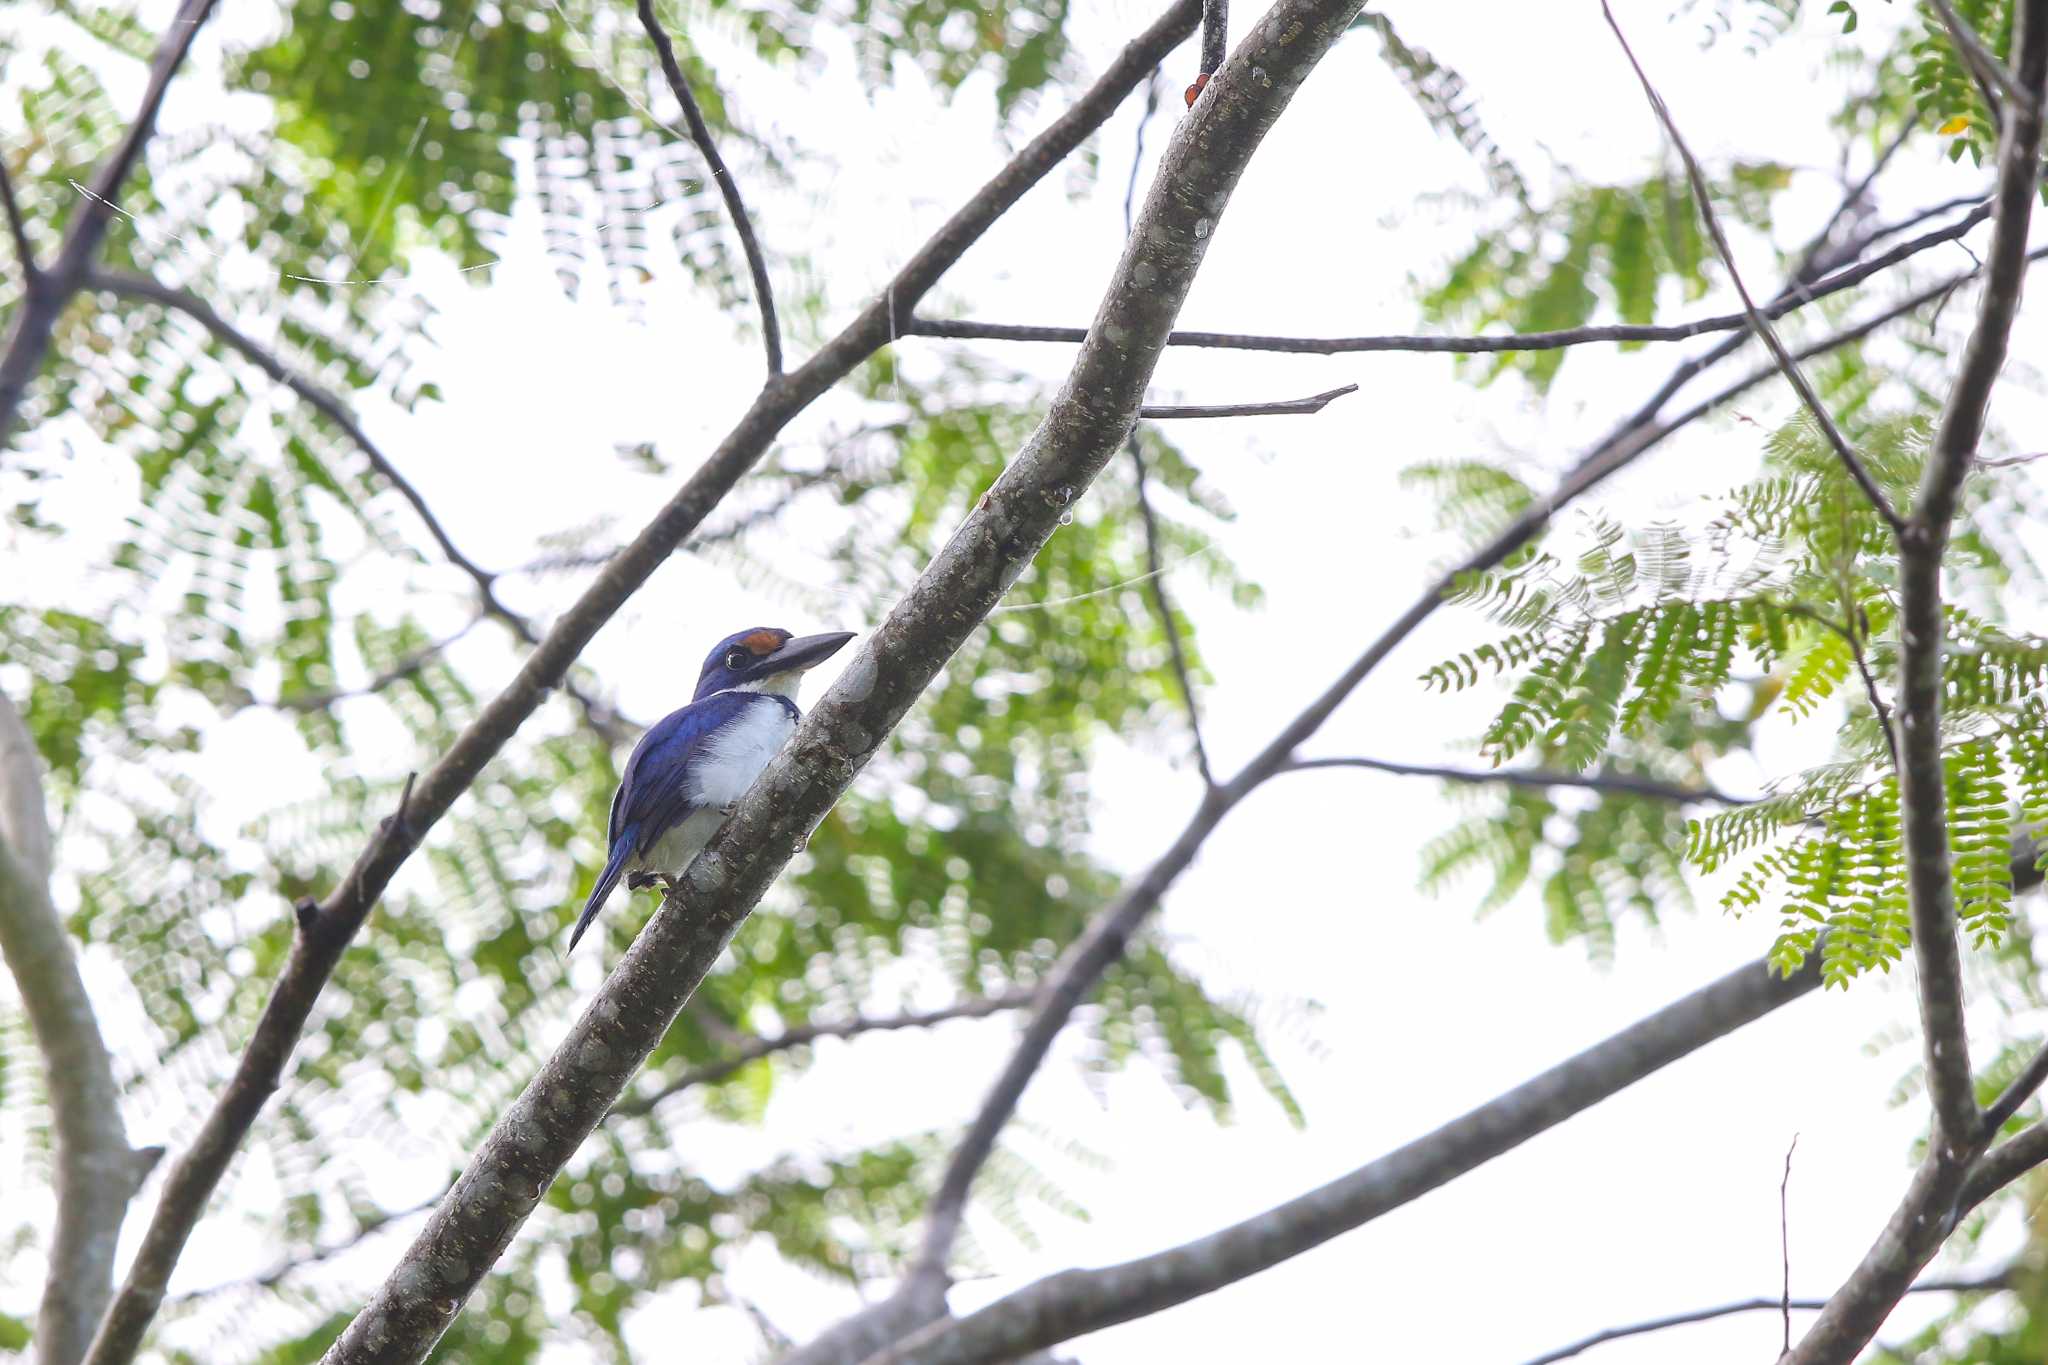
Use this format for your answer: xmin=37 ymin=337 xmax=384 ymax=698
xmin=740 ymin=629 xmax=786 ymax=656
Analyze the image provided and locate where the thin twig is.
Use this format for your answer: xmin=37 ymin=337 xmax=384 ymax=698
xmin=1137 ymin=382 xmax=1357 ymax=419
xmin=0 ymin=155 xmax=35 ymax=279
xmin=1797 ymin=118 xmax=1920 ymax=280
xmin=1279 ymin=755 xmax=1747 ymax=806
xmin=1603 ymin=1 xmax=1906 ymax=533
xmin=1515 ymin=1272 xmax=2011 ymax=1365
xmin=610 ymin=989 xmax=1035 ymax=1118
xmin=1125 ymin=66 xmax=1164 ymax=237
xmin=1782 ymin=1133 xmax=1800 ymax=1356
xmin=905 ymin=195 xmax=1991 ymax=357
xmin=1129 ymin=439 xmax=1215 ymax=788
xmin=635 ymin=0 xmax=782 ymax=376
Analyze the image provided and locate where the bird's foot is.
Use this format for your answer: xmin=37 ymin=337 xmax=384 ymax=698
xmin=627 ymin=870 xmax=682 ymax=896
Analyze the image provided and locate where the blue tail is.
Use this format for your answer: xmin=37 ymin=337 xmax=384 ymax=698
xmin=571 ymin=831 xmax=635 ymax=952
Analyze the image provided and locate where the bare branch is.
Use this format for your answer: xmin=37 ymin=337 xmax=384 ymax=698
xmin=903 ymin=194 xmax=1995 ymax=358
xmin=0 ymin=0 xmax=220 ymax=448
xmin=1787 ymin=10 xmax=2048 ymax=1359
xmin=78 ymin=7 xmax=1203 ymax=1360
xmin=869 ymin=952 xmax=1825 ymax=1365
xmin=1516 ymin=1271 xmax=2011 ymax=1365
xmin=1603 ymin=1 xmax=1906 ymax=532
xmin=1137 ymin=382 xmax=1356 ymax=419
xmin=0 ymin=692 xmax=157 ymax=1365
xmin=0 ymin=153 xmax=35 ymax=279
xmin=1279 ymin=755 xmax=1747 ymax=806
xmin=1797 ymin=117 xmax=1919 ymax=279
xmin=1129 ymin=439 xmax=1216 ymax=787
xmin=610 ymin=989 xmax=1035 ymax=1119
xmin=635 ymin=0 xmax=782 ymax=376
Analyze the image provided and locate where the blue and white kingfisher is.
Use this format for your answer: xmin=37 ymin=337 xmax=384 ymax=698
xmin=570 ymin=626 xmax=856 ymax=951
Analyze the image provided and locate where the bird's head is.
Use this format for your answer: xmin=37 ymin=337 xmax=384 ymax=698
xmin=693 ymin=627 xmax=856 ymax=701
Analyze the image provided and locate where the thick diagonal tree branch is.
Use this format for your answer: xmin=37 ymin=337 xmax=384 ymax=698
xmin=1603 ymin=1 xmax=1905 ymax=531
xmin=311 ymin=3 xmax=1362 ymax=1360
xmin=0 ymin=693 xmax=157 ymax=1365
xmin=868 ymin=952 xmax=1824 ymax=1365
xmin=1137 ymin=382 xmax=1356 ymax=418
xmin=1784 ymin=5 xmax=2048 ymax=1362
xmin=0 ymin=0 xmax=220 ymax=449
xmin=1128 ymin=440 xmax=1215 ymax=787
xmin=636 ymin=0 xmax=782 ymax=376
xmin=77 ymin=9 xmax=1200 ymax=1363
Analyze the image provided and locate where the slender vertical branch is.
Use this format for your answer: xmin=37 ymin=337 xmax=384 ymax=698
xmin=1128 ymin=438 xmax=1215 ymax=787
xmin=0 ymin=694 xmax=156 ymax=1365
xmin=1781 ymin=1135 xmax=1799 ymax=1357
xmin=1602 ymin=0 xmax=1906 ymax=533
xmin=1894 ymin=0 xmax=2048 ymax=1159
xmin=635 ymin=0 xmax=783 ymax=377
xmin=1784 ymin=4 xmax=2048 ymax=1361
xmin=0 ymin=0 xmax=220 ymax=448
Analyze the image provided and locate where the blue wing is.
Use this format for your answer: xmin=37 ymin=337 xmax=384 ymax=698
xmin=571 ymin=692 xmax=759 ymax=950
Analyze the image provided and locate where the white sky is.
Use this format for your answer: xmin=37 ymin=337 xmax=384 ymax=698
xmin=18 ymin=0 xmax=2048 ymax=1361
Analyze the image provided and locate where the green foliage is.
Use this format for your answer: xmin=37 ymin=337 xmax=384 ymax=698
xmin=1426 ymin=404 xmax=2048 ymax=981
xmin=1419 ymin=163 xmax=1792 ymax=391
xmin=1352 ymin=12 xmax=1526 ymax=204
xmin=1910 ymin=0 xmax=2015 ymax=164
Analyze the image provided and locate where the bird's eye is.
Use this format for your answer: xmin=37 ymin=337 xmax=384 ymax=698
xmin=724 ymin=649 xmax=750 ymax=670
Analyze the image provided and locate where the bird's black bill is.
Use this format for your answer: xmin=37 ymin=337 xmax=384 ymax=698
xmin=761 ymin=630 xmax=856 ymax=674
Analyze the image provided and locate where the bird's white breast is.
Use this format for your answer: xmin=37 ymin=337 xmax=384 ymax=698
xmin=685 ymin=698 xmax=797 ymax=810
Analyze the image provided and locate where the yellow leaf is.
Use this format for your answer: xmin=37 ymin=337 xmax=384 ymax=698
xmin=1939 ymin=114 xmax=1973 ymax=135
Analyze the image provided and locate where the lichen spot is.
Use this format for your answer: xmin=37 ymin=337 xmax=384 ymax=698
xmin=740 ymin=628 xmax=786 ymax=656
